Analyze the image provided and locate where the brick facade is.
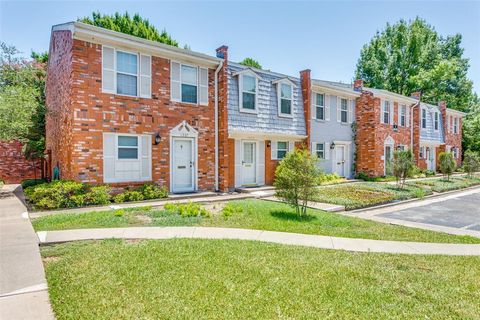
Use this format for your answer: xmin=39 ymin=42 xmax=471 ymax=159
xmin=46 ymin=35 xmax=217 ymax=191
xmin=300 ymin=69 xmax=311 ymax=148
xmin=440 ymin=102 xmax=463 ymax=167
xmin=0 ymin=141 xmax=41 ymax=184
xmin=355 ymin=92 xmax=413 ymax=177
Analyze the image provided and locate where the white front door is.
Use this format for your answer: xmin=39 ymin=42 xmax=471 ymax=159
xmin=384 ymin=145 xmax=393 ymax=175
xmin=426 ymin=146 xmax=436 ymax=171
xmin=335 ymin=145 xmax=346 ymax=177
xmin=242 ymin=141 xmax=256 ymax=185
xmin=172 ymin=138 xmax=195 ymax=193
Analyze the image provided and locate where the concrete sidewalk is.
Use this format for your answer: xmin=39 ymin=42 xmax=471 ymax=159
xmin=37 ymin=226 xmax=480 ymax=256
xmin=0 ymin=185 xmax=54 ymax=320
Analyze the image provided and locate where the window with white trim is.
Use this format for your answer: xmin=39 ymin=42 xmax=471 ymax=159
xmin=315 ymin=143 xmax=325 ymax=159
xmin=180 ymin=65 xmax=198 ymax=103
xmin=452 ymin=147 xmax=458 ymax=159
xmin=383 ymin=101 xmax=390 ymax=124
xmin=241 ymin=74 xmax=257 ymax=111
xmin=419 ymin=146 xmax=425 ymax=158
xmin=279 ymin=83 xmax=293 ymax=115
xmin=400 ymin=105 xmax=406 ymax=127
xmin=340 ymin=98 xmax=348 ymax=123
xmin=397 ymin=145 xmax=405 ymax=151
xmin=116 ymin=51 xmax=138 ymax=96
xmin=117 ymin=136 xmax=139 ymax=159
xmin=421 ymin=108 xmax=427 ymax=129
xmin=170 ymin=62 xmax=208 ymax=105
xmin=454 ymin=117 xmax=458 ymax=134
xmin=277 ymin=141 xmax=288 ymax=159
xmin=314 ymin=93 xmax=325 ymax=120
xmin=434 ymin=111 xmax=439 ymax=131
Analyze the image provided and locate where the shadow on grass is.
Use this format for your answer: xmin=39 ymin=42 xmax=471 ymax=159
xmin=270 ymin=209 xmax=316 ymax=222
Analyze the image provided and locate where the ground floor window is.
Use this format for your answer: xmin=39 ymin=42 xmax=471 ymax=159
xmin=315 ymin=143 xmax=325 ymax=159
xmin=277 ymin=141 xmax=288 ymax=159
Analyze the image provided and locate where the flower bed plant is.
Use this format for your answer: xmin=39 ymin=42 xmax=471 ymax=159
xmin=24 ymin=180 xmax=168 ymax=210
xmin=408 ymin=176 xmax=480 ymax=193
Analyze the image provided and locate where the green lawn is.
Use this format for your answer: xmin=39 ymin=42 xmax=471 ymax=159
xmin=409 ymin=176 xmax=480 ymax=192
xmin=32 ymin=199 xmax=480 ymax=243
xmin=42 ymin=239 xmax=480 ymax=319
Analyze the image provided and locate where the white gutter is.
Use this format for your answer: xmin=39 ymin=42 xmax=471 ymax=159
xmin=214 ymin=60 xmax=224 ymax=192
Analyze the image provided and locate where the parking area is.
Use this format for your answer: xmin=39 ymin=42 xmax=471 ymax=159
xmin=379 ymin=192 xmax=480 ymax=231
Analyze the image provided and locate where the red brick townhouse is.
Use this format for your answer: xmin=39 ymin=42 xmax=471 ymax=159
xmin=46 ymin=22 xmax=224 ymax=193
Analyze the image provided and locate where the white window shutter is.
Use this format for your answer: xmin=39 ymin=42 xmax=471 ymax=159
xmin=234 ymin=140 xmax=242 ymax=188
xmin=170 ymin=61 xmax=181 ymax=101
xmin=406 ymin=106 xmax=410 ymax=127
xmin=139 ymin=55 xmax=151 ymax=98
xmin=447 ymin=116 xmax=450 ymax=133
xmin=348 ymin=100 xmax=354 ymax=123
xmin=325 ymin=95 xmax=330 ymax=121
xmin=271 ymin=140 xmax=277 ymax=160
xmin=325 ymin=142 xmax=330 ymax=159
xmin=311 ymin=142 xmax=315 ymax=155
xmin=390 ymin=102 xmax=394 ymax=125
xmin=288 ymin=141 xmax=294 ymax=153
xmin=140 ymin=135 xmax=152 ymax=180
xmin=380 ymin=101 xmax=384 ymax=123
xmin=336 ymin=97 xmax=341 ymax=123
xmin=238 ymin=75 xmax=243 ymax=110
xmin=258 ymin=141 xmax=265 ymax=185
xmin=311 ymin=92 xmax=316 ymax=119
xmin=103 ymin=133 xmax=116 ymax=182
xmin=199 ymin=67 xmax=209 ymax=106
xmin=102 ymin=46 xmax=115 ymax=93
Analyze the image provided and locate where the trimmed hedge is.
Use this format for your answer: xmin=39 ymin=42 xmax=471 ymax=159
xmin=24 ymin=180 xmax=168 ymax=210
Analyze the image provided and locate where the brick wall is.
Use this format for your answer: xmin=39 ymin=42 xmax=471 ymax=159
xmin=0 ymin=141 xmax=41 ymax=183
xmin=440 ymin=102 xmax=463 ymax=167
xmin=300 ymin=69 xmax=311 ymax=148
xmin=46 ymin=38 xmax=217 ymax=191
xmin=356 ymin=92 xmax=413 ymax=177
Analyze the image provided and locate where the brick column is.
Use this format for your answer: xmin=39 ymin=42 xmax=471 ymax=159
xmin=216 ymin=45 xmax=231 ymax=191
xmin=300 ymin=69 xmax=311 ymax=148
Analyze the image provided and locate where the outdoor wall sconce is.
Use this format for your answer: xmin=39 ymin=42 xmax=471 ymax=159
xmin=330 ymin=142 xmax=336 ymax=149
xmin=154 ymin=132 xmax=161 ymax=145
xmin=267 ymin=141 xmax=271 ymax=148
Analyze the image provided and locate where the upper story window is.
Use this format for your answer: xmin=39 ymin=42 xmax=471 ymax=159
xmin=102 ymin=46 xmax=151 ymax=98
xmin=241 ymin=74 xmax=257 ymax=111
xmin=400 ymin=105 xmax=406 ymax=127
xmin=277 ymin=141 xmax=288 ymax=159
xmin=434 ymin=111 xmax=439 ymax=131
xmin=314 ymin=93 xmax=325 ymax=120
xmin=170 ymin=62 xmax=209 ymax=105
xmin=382 ymin=101 xmax=390 ymax=124
xmin=315 ymin=143 xmax=325 ymax=159
xmin=279 ymin=83 xmax=293 ymax=116
xmin=340 ymin=98 xmax=348 ymax=123
xmin=454 ymin=117 xmax=458 ymax=134
xmin=117 ymin=136 xmax=139 ymax=160
xmin=421 ymin=108 xmax=427 ymax=129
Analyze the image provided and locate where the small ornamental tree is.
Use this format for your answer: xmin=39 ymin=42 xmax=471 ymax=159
xmin=392 ymin=150 xmax=415 ymax=189
xmin=463 ymin=150 xmax=480 ymax=178
xmin=439 ymin=152 xmax=456 ymax=181
xmin=273 ymin=149 xmax=320 ymax=217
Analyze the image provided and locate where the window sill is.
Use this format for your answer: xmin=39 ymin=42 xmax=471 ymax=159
xmin=239 ymin=108 xmax=258 ymax=115
xmin=278 ymin=113 xmax=294 ymax=119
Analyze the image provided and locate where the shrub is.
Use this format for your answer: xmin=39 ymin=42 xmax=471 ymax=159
xmin=439 ymin=152 xmax=456 ymax=181
xmin=221 ymin=203 xmax=243 ymax=217
xmin=463 ymin=150 xmax=480 ymax=178
xmin=139 ymin=183 xmax=168 ymax=200
xmin=164 ymin=202 xmax=210 ymax=217
xmin=392 ymin=150 xmax=415 ymax=189
xmin=21 ymin=179 xmax=46 ymax=189
xmin=114 ymin=191 xmax=144 ymax=203
xmin=274 ymin=149 xmax=320 ymax=217
xmin=25 ymin=180 xmax=85 ymax=209
xmin=84 ymin=186 xmax=111 ymax=205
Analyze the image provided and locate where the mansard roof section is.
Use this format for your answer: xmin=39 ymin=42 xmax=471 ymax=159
xmin=311 ymin=79 xmax=360 ymax=97
xmin=446 ymin=108 xmax=467 ymax=117
xmin=363 ymin=87 xmax=418 ymax=105
xmin=51 ymin=21 xmax=222 ymax=68
xmin=232 ymin=67 xmax=263 ymax=80
xmin=229 ymin=62 xmax=300 ymax=82
xmin=272 ymin=77 xmax=298 ymax=87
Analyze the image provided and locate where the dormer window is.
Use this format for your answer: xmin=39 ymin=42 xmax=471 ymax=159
xmin=279 ymin=83 xmax=293 ymax=116
xmin=241 ymin=74 xmax=257 ymax=112
xmin=421 ymin=108 xmax=427 ymax=129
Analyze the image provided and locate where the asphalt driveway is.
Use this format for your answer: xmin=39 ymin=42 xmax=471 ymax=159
xmin=379 ymin=192 xmax=480 ymax=231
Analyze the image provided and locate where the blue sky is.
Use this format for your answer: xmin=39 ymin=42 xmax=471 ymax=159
xmin=1 ymin=0 xmax=479 ymax=93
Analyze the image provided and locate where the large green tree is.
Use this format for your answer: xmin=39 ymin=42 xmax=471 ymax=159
xmin=79 ymin=12 xmax=179 ymax=47
xmin=463 ymin=96 xmax=480 ymax=153
xmin=355 ymin=17 xmax=474 ymax=112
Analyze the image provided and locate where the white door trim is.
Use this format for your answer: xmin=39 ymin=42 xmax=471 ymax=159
xmin=331 ymin=143 xmax=350 ymax=177
xmin=240 ymin=140 xmax=258 ymax=186
xmin=170 ymin=137 xmax=197 ymax=193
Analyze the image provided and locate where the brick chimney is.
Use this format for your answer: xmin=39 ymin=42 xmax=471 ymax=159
xmin=300 ymin=69 xmax=311 ymax=148
xmin=353 ymin=79 xmax=363 ymax=92
xmin=410 ymin=91 xmax=422 ymax=100
xmin=438 ymin=101 xmax=447 ymax=137
xmin=216 ymin=45 xmax=228 ymax=61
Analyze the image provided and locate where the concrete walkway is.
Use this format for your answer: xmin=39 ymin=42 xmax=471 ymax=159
xmin=0 ymin=185 xmax=54 ymax=319
xmin=37 ymin=226 xmax=480 ymax=256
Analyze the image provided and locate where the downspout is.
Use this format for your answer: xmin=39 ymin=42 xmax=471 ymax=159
xmin=214 ymin=60 xmax=224 ymax=192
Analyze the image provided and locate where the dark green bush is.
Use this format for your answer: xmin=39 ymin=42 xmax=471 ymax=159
xmin=25 ymin=180 xmax=85 ymax=209
xmin=21 ymin=179 xmax=47 ymax=189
